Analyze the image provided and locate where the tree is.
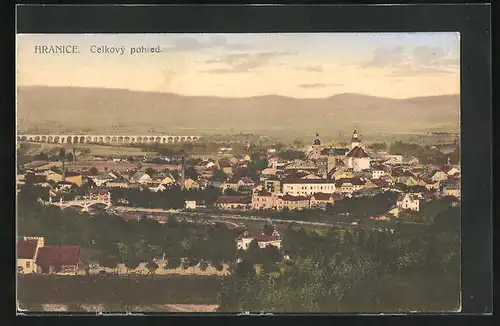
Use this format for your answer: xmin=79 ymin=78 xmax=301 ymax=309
xmin=212 ymin=169 xmax=228 ymax=181
xmin=368 ymin=142 xmax=387 ymax=152
xmin=146 ymin=260 xmax=159 ymax=275
xmin=99 ymin=256 xmax=119 ymax=274
xmin=89 ymin=167 xmax=99 ymax=175
xmin=123 ymin=256 xmax=140 ymax=274
xmin=245 ymin=239 xmax=262 ymax=264
xmin=145 ymin=167 xmax=157 ymax=176
xmin=166 ymin=257 xmax=181 ymax=271
xmin=185 ymin=166 xmax=200 ymax=180
xmin=262 ymin=220 xmax=275 ymax=237
xmin=199 ymin=260 xmax=209 ymax=272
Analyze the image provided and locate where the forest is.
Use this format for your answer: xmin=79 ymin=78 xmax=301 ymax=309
xmin=218 ymin=205 xmax=460 ymax=312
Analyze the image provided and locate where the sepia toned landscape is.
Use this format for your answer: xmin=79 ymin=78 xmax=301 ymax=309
xmin=16 ymin=33 xmax=460 ymax=313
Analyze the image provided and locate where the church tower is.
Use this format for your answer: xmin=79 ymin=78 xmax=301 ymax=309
xmin=307 ymin=133 xmax=322 ymax=160
xmin=313 ymin=133 xmax=321 ymax=147
xmin=351 ymin=129 xmax=361 ymax=149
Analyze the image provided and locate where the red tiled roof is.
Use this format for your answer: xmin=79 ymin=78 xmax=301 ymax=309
xmin=346 ymin=146 xmax=370 ymax=158
xmin=35 ymin=246 xmax=81 ymax=266
xmin=311 ymin=192 xmax=334 ymax=201
xmin=215 ymin=196 xmax=251 ymax=204
xmin=280 ymin=194 xmax=309 ymax=201
xmin=282 ymin=178 xmax=335 ymax=184
xmin=255 ymin=234 xmax=280 ymax=242
xmin=219 ymin=160 xmax=231 ymax=168
xmin=17 ymin=240 xmax=38 ymax=259
xmin=254 ymin=190 xmax=273 ymax=197
xmin=239 ymin=177 xmax=255 ymax=184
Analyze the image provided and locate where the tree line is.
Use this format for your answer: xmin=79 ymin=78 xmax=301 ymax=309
xmin=18 ymin=187 xmax=238 ymax=274
xmin=218 ymin=205 xmax=460 ymax=312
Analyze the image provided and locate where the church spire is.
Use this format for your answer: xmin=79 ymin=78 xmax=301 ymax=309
xmin=351 ymin=129 xmax=361 ymax=149
xmin=313 ymin=132 xmax=321 ymax=146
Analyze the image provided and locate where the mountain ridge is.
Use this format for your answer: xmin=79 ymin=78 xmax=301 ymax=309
xmin=16 ymin=86 xmax=460 ymax=139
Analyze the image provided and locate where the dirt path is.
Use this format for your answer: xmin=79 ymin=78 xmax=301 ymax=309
xmin=163 ymin=304 xmax=218 ymax=312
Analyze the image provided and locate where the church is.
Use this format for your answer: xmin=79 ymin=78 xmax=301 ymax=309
xmin=306 ymin=133 xmax=323 ymax=160
xmin=345 ymin=129 xmax=371 ymax=171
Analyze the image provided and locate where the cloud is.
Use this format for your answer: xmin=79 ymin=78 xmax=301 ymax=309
xmin=298 ymin=83 xmax=343 ymax=89
xmin=361 ymin=45 xmax=459 ymax=77
xmin=165 ymin=35 xmax=251 ymax=52
xmin=360 ymin=46 xmax=408 ymax=69
xmin=295 ymin=65 xmax=324 ymax=72
xmin=202 ymin=51 xmax=295 ymax=74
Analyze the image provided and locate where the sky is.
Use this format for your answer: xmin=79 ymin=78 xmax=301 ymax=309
xmin=16 ymin=33 xmax=460 ymax=99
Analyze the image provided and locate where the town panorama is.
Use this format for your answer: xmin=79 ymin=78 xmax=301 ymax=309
xmin=16 ymin=32 xmax=461 ymax=313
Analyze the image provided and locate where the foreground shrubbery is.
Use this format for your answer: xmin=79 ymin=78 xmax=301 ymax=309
xmin=218 ymin=207 xmax=460 ymax=312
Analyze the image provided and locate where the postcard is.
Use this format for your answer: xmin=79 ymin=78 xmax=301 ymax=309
xmin=16 ymin=32 xmax=461 ymax=313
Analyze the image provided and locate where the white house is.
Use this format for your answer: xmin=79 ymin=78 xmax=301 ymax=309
xmin=372 ymin=170 xmax=387 ymax=180
xmin=430 ymin=170 xmax=449 ymax=182
xmin=131 ymin=171 xmax=152 ymax=184
xmin=396 ymin=193 xmax=420 ymax=212
xmin=282 ymin=179 xmax=336 ymax=196
xmin=344 ymin=130 xmax=371 ymax=171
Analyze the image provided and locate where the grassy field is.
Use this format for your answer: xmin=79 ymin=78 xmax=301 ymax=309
xmin=18 ymin=274 xmax=222 ymax=306
xmin=20 ymin=142 xmax=156 ymax=156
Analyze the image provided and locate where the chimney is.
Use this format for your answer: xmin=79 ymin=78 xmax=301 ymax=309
xmin=181 ymin=156 xmax=186 ymax=191
xmin=62 ymin=160 xmax=66 ymax=182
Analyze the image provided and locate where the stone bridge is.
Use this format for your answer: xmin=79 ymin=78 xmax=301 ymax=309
xmin=47 ymin=193 xmax=112 ymax=212
xmin=17 ymin=134 xmax=201 ymax=144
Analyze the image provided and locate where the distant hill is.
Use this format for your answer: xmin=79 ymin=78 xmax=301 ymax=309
xmin=16 ymin=86 xmax=460 ymax=140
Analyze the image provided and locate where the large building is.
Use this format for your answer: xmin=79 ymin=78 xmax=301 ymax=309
xmin=282 ymin=179 xmax=336 ymax=196
xmin=306 ymin=133 xmax=323 ymax=160
xmin=345 ymin=130 xmax=371 ymax=171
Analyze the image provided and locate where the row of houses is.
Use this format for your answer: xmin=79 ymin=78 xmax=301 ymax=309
xmin=212 ymin=190 xmax=337 ymax=211
xmin=17 ymin=236 xmax=81 ymax=275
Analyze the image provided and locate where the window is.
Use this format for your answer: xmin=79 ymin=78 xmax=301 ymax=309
xmin=26 ymin=262 xmax=31 ymax=268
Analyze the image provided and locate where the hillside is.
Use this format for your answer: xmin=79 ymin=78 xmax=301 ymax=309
xmin=16 ymin=86 xmax=460 ymax=139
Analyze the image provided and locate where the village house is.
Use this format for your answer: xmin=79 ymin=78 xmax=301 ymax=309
xmin=282 ymin=179 xmax=336 ymax=197
xmin=236 ymin=231 xmax=282 ymax=250
xmin=185 ymin=200 xmax=197 ymax=210
xmin=221 ymin=178 xmax=240 ymax=192
xmin=159 ymin=173 xmax=177 ymax=186
xmin=45 ymin=170 xmax=83 ymax=186
xmin=88 ymin=173 xmax=114 ymax=187
xmin=331 ymin=168 xmax=355 ymax=181
xmin=148 ymin=182 xmax=167 ymax=193
xmin=130 ymin=171 xmax=152 ymax=184
xmin=397 ymin=171 xmax=420 ymax=187
xmin=335 ymin=177 xmax=366 ymax=194
xmin=17 ymin=236 xmax=44 ymax=274
xmin=251 ymin=190 xmax=276 ymax=210
xmin=262 ymin=176 xmax=282 ymax=194
xmin=183 ymin=178 xmax=200 ymax=190
xmin=310 ymin=193 xmax=335 ymax=209
xmin=17 ymin=236 xmax=81 ymax=275
xmin=107 ymin=177 xmax=132 ymax=188
xmin=443 ymin=186 xmax=461 ymax=199
xmin=284 ymin=159 xmax=319 ymax=173
xmin=372 ymin=169 xmax=387 ymax=180
xmin=237 ymin=177 xmax=255 ymax=189
xmin=429 ymin=169 xmax=449 ymax=182
xmin=217 ymin=160 xmax=234 ymax=176
xmin=396 ymin=193 xmax=421 ymax=212
xmin=275 ymin=194 xmax=310 ymax=211
xmin=54 ymin=180 xmax=75 ymax=192
xmin=214 ymin=196 xmax=252 ymax=210
xmin=35 ymin=246 xmax=81 ymax=275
